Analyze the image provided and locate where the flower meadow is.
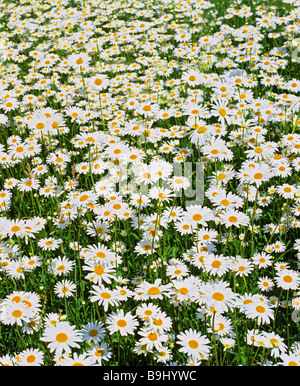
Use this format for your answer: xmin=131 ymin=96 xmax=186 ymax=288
xmin=1 ymin=0 xmax=300 ymax=368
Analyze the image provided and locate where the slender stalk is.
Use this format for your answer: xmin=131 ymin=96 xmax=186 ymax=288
xmin=15 ymin=324 xmax=26 ymax=350
xmin=211 ymin=311 xmax=220 ymax=366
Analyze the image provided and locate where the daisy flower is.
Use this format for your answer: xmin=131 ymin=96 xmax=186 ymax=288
xmin=279 ymin=353 xmax=300 ymax=367
xmin=210 ymin=98 xmax=234 ymax=125
xmin=40 ymin=321 xmax=82 ymax=356
xmin=138 ymin=328 xmax=169 ymax=351
xmin=1 ymin=302 xmax=33 ymax=326
xmin=80 ymin=321 xmax=105 ymax=344
xmin=237 ymin=163 xmax=272 ymax=187
xmin=176 ymin=329 xmax=210 ymax=360
xmin=207 ymin=314 xmax=234 ymax=338
xmin=84 ymin=243 xmax=116 ymax=264
xmin=18 ymin=349 xmax=44 ymax=366
xmin=202 ymin=138 xmax=233 ymax=161
xmin=83 ymin=260 xmax=116 ymax=285
xmin=49 ymin=256 xmax=74 ymax=276
xmin=257 ymin=276 xmax=274 ymax=292
xmin=38 ymin=237 xmax=62 ymax=251
xmin=114 ymin=285 xmax=134 ymax=302
xmin=1 ymin=219 xmax=26 ymax=239
xmin=106 ymin=309 xmax=139 ymax=336
xmin=88 ymin=74 xmax=109 ymax=90
xmin=203 ymin=254 xmax=233 ymax=277
xmin=182 ymin=68 xmax=203 ymax=86
xmin=156 ymin=347 xmax=173 ymax=364
xmin=148 ymin=185 xmax=174 ymax=203
xmin=184 ymin=205 xmax=214 ymax=227
xmin=60 ymin=352 xmax=96 ymax=366
xmin=251 ymin=252 xmax=273 ymax=269
xmin=0 ymin=354 xmax=16 ymax=366
xmin=86 ymin=342 xmax=112 ymax=365
xmin=135 ymin=279 xmax=172 ymax=301
xmin=5 ymin=260 xmax=25 ymax=280
xmin=200 ymin=280 xmax=238 ymax=313
xmin=272 ymin=241 xmax=286 ymax=253
xmin=68 ymin=52 xmax=91 ymax=70
xmin=182 ymin=103 xmax=209 ymax=119
xmin=231 ymin=257 xmax=254 ymax=277
xmin=54 ymin=280 xmax=76 ymax=298
xmin=44 ymin=313 xmax=60 ymax=328
xmin=277 ymin=184 xmax=297 ymax=199
xmin=168 ymin=175 xmax=191 ymax=192
xmin=218 ymin=209 xmax=250 ymax=228
xmin=145 ymin=311 xmax=173 ymax=334
xmin=220 ymin=337 xmax=236 ymax=351
xmin=165 ymin=262 xmax=190 ymax=280
xmin=244 ymin=300 xmax=274 ymax=325
xmin=89 ymin=284 xmax=120 ymax=311
xmin=263 ymin=332 xmax=287 ymax=358
xmin=275 ymin=269 xmax=300 ymax=290
xmin=136 ymin=303 xmax=161 ymax=321
xmin=1 ymin=97 xmax=19 ymax=112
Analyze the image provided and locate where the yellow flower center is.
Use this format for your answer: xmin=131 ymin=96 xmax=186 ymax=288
xmin=147 ymin=287 xmax=161 ymax=296
xmin=212 ymin=292 xmax=225 ymax=301
xmin=188 ymin=340 xmax=199 ymax=349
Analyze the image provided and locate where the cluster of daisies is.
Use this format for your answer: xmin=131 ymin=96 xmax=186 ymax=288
xmin=0 ymin=0 xmax=300 ymax=366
